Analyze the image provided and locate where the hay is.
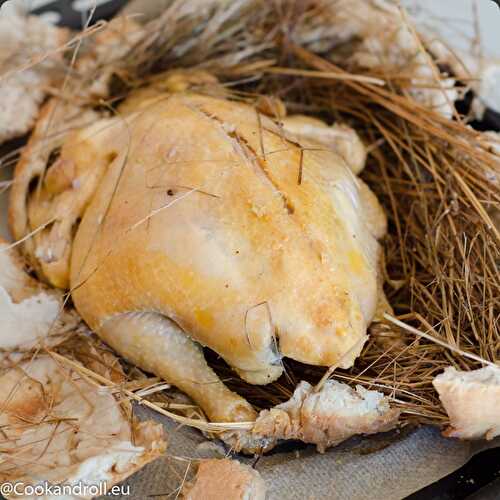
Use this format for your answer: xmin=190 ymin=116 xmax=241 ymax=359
xmin=2 ymin=0 xmax=499 ymax=435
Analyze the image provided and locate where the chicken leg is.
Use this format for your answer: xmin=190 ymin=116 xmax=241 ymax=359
xmin=99 ymin=311 xmax=257 ymax=423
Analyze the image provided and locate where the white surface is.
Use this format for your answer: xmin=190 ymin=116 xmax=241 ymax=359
xmin=0 ymin=286 xmax=60 ymax=349
xmin=402 ymin=0 xmax=500 ymax=57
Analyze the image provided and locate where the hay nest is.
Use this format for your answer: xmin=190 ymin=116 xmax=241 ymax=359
xmin=2 ymin=0 xmax=499 ymax=440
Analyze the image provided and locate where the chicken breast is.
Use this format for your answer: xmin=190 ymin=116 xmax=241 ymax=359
xmin=10 ymin=83 xmax=387 ymax=424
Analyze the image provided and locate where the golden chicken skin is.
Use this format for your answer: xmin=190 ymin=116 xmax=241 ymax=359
xmin=10 ymin=74 xmax=388 ymax=424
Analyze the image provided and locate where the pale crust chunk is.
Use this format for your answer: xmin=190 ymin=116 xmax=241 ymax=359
xmin=183 ymin=459 xmax=267 ymax=500
xmin=0 ymin=341 xmax=166 ymax=496
xmin=433 ymin=366 xmax=500 ymax=440
xmin=225 ymin=380 xmax=400 ymax=453
xmin=299 ymin=0 xmax=458 ymax=117
xmin=0 ymin=238 xmax=78 ymax=353
xmin=0 ymin=3 xmax=68 ymax=143
xmin=75 ymin=16 xmax=144 ymax=100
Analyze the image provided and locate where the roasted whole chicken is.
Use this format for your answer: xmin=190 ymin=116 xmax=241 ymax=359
xmin=10 ymin=73 xmax=390 ymax=425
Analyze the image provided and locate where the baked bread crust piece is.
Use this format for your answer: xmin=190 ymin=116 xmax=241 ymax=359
xmin=0 ymin=238 xmax=78 ymax=353
xmin=433 ymin=366 xmax=500 ymax=440
xmin=182 ymin=458 xmax=267 ymax=500
xmin=0 ymin=349 xmax=166 ymax=496
xmin=0 ymin=239 xmax=166 ymax=490
xmin=224 ymin=379 xmax=400 ymax=453
xmin=0 ymin=3 xmax=68 ymax=143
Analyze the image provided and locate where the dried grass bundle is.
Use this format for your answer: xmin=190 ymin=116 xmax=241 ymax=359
xmin=2 ymin=0 xmax=499 ymax=437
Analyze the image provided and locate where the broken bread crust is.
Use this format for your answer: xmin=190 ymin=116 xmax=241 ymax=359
xmin=0 ymin=2 xmax=68 ymax=143
xmin=0 ymin=238 xmax=78 ymax=353
xmin=0 ymin=341 xmax=166 ymax=497
xmin=224 ymin=380 xmax=400 ymax=453
xmin=433 ymin=365 xmax=500 ymax=440
xmin=182 ymin=458 xmax=267 ymax=500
